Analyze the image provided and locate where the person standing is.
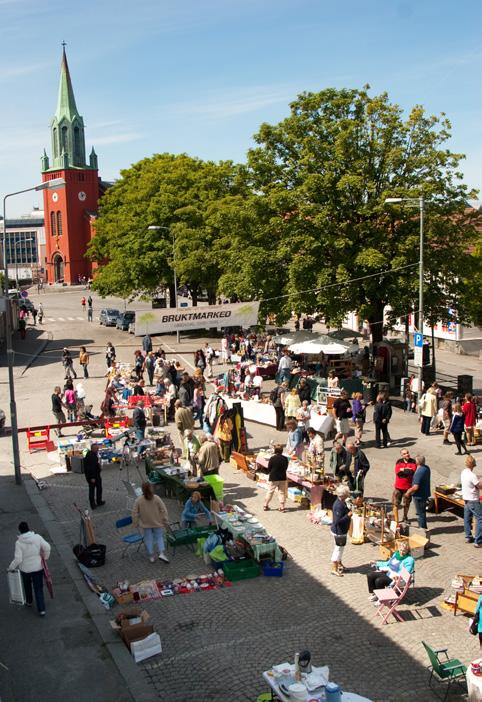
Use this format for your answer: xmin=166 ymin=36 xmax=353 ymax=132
xmin=145 ymin=352 xmax=156 ymax=386
xmin=38 ymin=303 xmax=44 ymax=324
xmin=83 ymin=444 xmax=105 ymax=510
xmin=81 ymin=296 xmax=86 ymax=313
xmin=51 ymin=386 xmax=66 ymax=436
xmin=405 ymin=455 xmax=431 ymax=531
xmin=461 ymin=455 xmax=481 ymax=548
xmin=462 ymin=393 xmax=477 ymax=447
xmin=174 ymin=399 xmax=194 ymax=448
xmin=333 ymin=389 xmax=353 ymax=444
xmin=133 ymin=401 xmax=147 ymax=445
xmin=330 ymin=485 xmax=352 ymax=577
xmin=346 ymin=442 xmax=370 ymax=493
xmin=272 ymin=381 xmax=288 ymax=431
xmin=62 ymin=348 xmax=77 ymax=380
xmin=8 ymin=521 xmax=51 ymax=616
xmin=297 ymin=378 xmax=311 ymax=405
xmin=263 ymin=444 xmax=289 ymax=513
xmin=63 ymin=383 xmax=77 ymax=422
xmin=87 ymin=303 xmax=93 ymax=322
xmin=31 ymin=307 xmax=38 ymax=325
xmin=419 ymin=387 xmax=437 ymax=436
xmin=284 ymin=387 xmax=301 ymax=421
xmin=105 ymin=342 xmax=116 ymax=370
xmin=79 ymin=346 xmax=89 ymax=379
xmin=142 ymin=333 xmax=153 ymax=355
xmin=373 ymin=393 xmax=392 ymax=448
xmin=215 ymin=413 xmax=234 ymax=462
xmin=392 ymin=449 xmax=417 ymax=524
xmin=351 ymin=392 xmax=366 ymax=444
xmin=441 ymin=392 xmax=453 ymax=445
xmin=277 ymin=349 xmax=292 ymax=384
xmin=132 ymin=482 xmax=169 ymax=563
xmin=197 ymin=434 xmax=221 ymax=476
xmin=286 ymin=419 xmax=304 ymax=459
xmin=450 ymin=403 xmax=469 ymax=455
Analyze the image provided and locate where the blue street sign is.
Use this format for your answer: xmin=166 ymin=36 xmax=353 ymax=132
xmin=414 ymin=332 xmax=423 ymax=348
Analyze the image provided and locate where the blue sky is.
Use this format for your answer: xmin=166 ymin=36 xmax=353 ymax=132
xmin=2 ymin=0 xmax=481 ymax=216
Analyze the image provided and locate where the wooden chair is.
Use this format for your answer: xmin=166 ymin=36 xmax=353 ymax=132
xmin=231 ymin=451 xmax=257 ymax=480
xmin=373 ymin=566 xmax=412 ymax=624
xmin=421 ymin=641 xmax=467 ymax=702
xmin=453 ymin=574 xmax=479 ymax=616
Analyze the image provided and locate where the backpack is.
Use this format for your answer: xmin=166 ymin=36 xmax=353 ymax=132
xmin=270 ymin=387 xmax=279 ymax=404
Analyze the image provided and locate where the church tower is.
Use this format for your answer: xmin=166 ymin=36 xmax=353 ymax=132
xmin=41 ymin=45 xmax=100 ymax=284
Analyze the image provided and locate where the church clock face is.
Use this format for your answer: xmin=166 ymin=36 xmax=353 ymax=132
xmin=52 ymin=192 xmax=59 ymax=203
xmin=78 ymin=191 xmax=86 ymax=201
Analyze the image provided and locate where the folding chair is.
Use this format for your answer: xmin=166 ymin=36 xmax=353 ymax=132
xmin=373 ymin=566 xmax=412 ymax=624
xmin=115 ymin=516 xmax=144 ymax=558
xmin=421 ymin=641 xmax=467 ymax=702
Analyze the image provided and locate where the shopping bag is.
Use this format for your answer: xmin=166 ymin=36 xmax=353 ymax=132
xmin=42 ymin=556 xmax=54 ymax=599
xmin=7 ymin=569 xmax=25 ymax=605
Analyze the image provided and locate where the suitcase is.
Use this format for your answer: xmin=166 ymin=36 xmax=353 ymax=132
xmin=71 ymin=456 xmax=84 ymax=474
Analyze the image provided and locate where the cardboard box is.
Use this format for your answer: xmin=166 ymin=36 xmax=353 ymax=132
xmin=120 ymin=623 xmax=154 ymax=649
xmin=110 ymin=608 xmax=150 ymax=630
xmin=378 ymin=534 xmax=428 ymax=560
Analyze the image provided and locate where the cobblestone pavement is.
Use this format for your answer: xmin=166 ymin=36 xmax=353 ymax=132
xmin=33 ymin=413 xmax=480 ymax=702
xmin=2 ymin=289 xmax=480 ymax=701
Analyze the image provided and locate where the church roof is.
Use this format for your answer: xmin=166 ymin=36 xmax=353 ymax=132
xmin=55 ymin=46 xmax=80 ymax=122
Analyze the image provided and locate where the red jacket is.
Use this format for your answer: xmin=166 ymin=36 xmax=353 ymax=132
xmin=462 ymin=400 xmax=476 ymax=427
xmin=394 ymin=458 xmax=417 ymax=491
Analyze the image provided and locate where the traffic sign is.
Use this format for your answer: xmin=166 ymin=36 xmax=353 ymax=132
xmin=413 ymin=332 xmax=423 ymax=367
xmin=20 ymin=290 xmax=29 ymax=298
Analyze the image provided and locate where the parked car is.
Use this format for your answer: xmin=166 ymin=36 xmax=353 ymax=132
xmin=116 ymin=311 xmax=135 ymax=331
xmin=99 ymin=308 xmax=120 ymax=326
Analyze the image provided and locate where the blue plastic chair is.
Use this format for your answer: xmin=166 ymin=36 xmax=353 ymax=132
xmin=115 ymin=516 xmax=144 ymax=558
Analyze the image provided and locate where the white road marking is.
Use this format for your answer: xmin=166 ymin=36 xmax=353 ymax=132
xmin=57 ymin=317 xmax=65 ymax=321
xmin=48 ymin=318 xmax=55 ymax=321
xmin=77 ymin=316 xmax=84 ymax=320
xmin=68 ymin=317 xmax=75 ymax=320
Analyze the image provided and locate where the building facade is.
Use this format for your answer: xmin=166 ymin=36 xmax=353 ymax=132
xmin=1 ymin=209 xmax=45 ymax=283
xmin=41 ymin=46 xmax=100 ymax=284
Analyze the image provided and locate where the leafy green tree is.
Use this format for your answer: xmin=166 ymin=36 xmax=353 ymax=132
xmin=217 ymin=87 xmax=481 ymax=340
xmin=88 ymin=154 xmax=242 ymax=304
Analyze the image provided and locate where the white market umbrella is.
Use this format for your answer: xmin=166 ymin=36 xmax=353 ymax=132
xmin=289 ymin=338 xmax=350 ymax=355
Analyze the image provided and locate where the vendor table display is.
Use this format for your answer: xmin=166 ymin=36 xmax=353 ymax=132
xmin=222 ymin=395 xmax=278 ymax=427
xmin=212 ymin=507 xmax=282 ymax=562
xmin=263 ymin=662 xmax=373 ymax=702
xmin=433 ymin=486 xmax=482 ymax=514
xmin=146 ymin=461 xmax=215 ymax=505
xmin=467 ymin=659 xmax=482 ymax=702
xmin=112 ymin=570 xmax=231 ymax=604
xmin=256 ymin=452 xmax=335 ymax=509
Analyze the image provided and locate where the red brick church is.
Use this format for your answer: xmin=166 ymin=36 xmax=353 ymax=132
xmin=41 ymin=46 xmax=104 ymax=284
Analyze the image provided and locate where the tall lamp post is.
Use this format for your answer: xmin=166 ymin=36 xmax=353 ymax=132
xmin=385 ymin=196 xmax=425 ymax=395
xmin=2 ymin=177 xmax=65 ymax=485
xmin=147 ymin=225 xmax=180 ymax=344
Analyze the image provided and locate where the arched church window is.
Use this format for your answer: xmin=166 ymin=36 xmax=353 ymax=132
xmin=74 ymin=126 xmax=81 ymax=162
xmin=57 ymin=211 xmax=63 ymax=236
xmin=53 ymin=127 xmax=58 ymax=158
xmin=61 ymin=126 xmax=68 ymax=153
xmin=50 ymin=211 xmax=56 ymax=236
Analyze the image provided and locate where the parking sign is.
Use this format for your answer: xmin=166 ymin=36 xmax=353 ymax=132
xmin=414 ymin=333 xmax=423 ymax=367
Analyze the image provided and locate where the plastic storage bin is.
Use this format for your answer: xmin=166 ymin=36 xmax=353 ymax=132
xmin=222 ymin=558 xmax=260 ymax=581
xmin=261 ymin=560 xmax=284 ymax=577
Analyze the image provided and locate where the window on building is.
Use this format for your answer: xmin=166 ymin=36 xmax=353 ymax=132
xmin=56 ymin=211 xmax=63 ymax=236
xmin=50 ymin=211 xmax=56 ymax=236
xmin=61 ymin=126 xmax=68 ymax=153
xmin=74 ymin=126 xmax=82 ymax=163
xmin=53 ymin=127 xmax=58 ymax=158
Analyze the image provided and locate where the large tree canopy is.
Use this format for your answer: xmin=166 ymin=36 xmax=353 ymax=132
xmin=88 ymin=153 xmax=243 ymax=303
xmin=217 ymin=87 xmax=480 ymax=339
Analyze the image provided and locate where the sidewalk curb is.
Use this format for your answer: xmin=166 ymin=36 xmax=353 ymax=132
xmin=23 ymin=478 xmax=155 ymax=702
xmin=19 ymin=333 xmax=51 ymax=377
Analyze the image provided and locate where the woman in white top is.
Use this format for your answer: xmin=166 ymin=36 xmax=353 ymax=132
xmin=296 ymin=401 xmax=310 ymax=430
xmin=327 ymin=371 xmax=339 ymax=388
xmin=9 ymin=521 xmax=51 ymax=616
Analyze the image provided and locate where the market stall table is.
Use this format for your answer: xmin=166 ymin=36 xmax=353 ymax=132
xmin=433 ymin=490 xmax=482 ymax=514
xmin=212 ymin=511 xmax=282 ymax=562
xmin=262 ymin=664 xmax=373 ymax=702
xmin=256 ymin=455 xmax=333 ymax=509
xmin=467 ymin=660 xmax=482 ymax=702
xmin=146 ymin=462 xmax=215 ymax=505
xmin=223 ymin=395 xmax=277 ymax=427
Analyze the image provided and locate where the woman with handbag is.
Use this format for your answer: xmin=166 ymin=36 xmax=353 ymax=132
xmin=330 ymin=485 xmax=352 ymax=577
xmin=8 ymin=521 xmax=51 ymax=616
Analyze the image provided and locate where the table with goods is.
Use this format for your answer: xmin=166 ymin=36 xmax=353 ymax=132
xmin=212 ymin=505 xmax=283 ymax=562
xmin=146 ymin=460 xmax=217 ymax=505
xmin=433 ymin=484 xmax=482 ymax=515
xmin=467 ymin=658 xmax=482 ymax=701
xmin=256 ymin=449 xmax=337 ymax=509
xmin=263 ymin=659 xmax=373 ymax=702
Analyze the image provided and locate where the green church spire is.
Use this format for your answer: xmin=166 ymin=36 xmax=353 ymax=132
xmin=55 ymin=43 xmax=80 ymax=122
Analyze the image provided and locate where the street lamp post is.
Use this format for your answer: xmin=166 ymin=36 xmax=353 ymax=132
xmin=2 ymin=177 xmax=65 ymax=484
xmin=385 ymin=196 xmax=425 ymax=395
xmin=148 ymin=225 xmax=180 ymax=344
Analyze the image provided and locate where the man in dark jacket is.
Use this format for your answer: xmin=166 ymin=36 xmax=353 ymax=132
xmin=84 ymin=444 xmax=104 ymax=509
xmin=179 ymin=373 xmax=194 ymax=407
xmin=297 ymin=378 xmax=311 ymax=404
xmin=263 ymin=444 xmax=289 ymax=512
xmin=133 ymin=401 xmax=147 ymax=444
xmin=346 ymin=442 xmax=370 ymax=493
xmin=373 ymin=394 xmax=392 ymax=448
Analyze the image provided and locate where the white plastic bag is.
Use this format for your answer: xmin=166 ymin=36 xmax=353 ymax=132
xmin=8 ymin=569 xmax=25 ymax=605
